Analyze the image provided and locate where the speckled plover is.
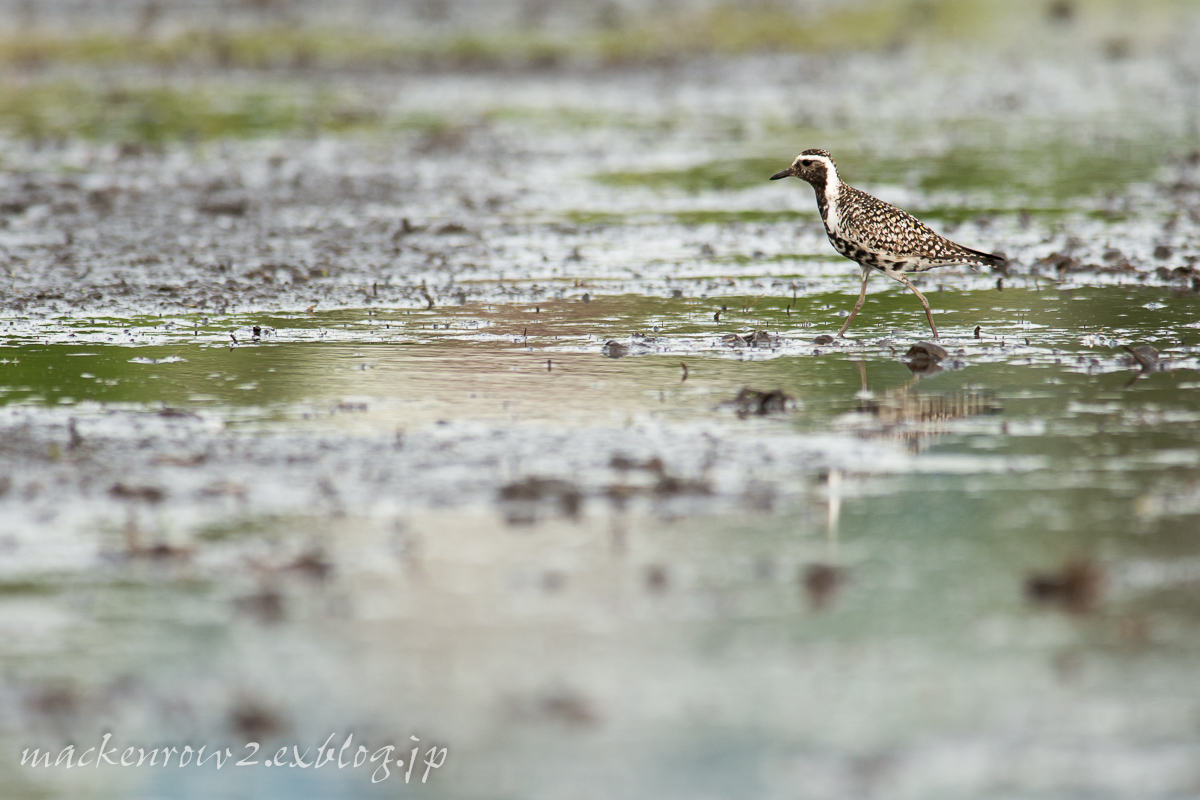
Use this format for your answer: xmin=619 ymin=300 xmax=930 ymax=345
xmin=771 ymin=148 xmax=1004 ymax=339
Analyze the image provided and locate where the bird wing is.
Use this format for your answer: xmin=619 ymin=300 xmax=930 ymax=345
xmin=837 ymin=185 xmax=993 ymax=265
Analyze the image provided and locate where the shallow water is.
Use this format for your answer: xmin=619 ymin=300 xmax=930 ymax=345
xmin=3 ymin=284 xmax=1200 ymax=799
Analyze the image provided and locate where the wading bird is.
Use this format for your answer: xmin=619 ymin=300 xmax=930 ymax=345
xmin=771 ymin=149 xmax=1004 ymax=338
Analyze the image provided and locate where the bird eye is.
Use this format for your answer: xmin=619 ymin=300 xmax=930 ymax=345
xmin=801 ymin=160 xmax=813 ymax=166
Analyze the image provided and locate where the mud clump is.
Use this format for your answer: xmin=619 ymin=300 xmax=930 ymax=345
xmin=1025 ymin=559 xmax=1104 ymax=613
xmin=1121 ymin=344 xmax=1159 ymax=371
xmin=905 ymin=341 xmax=949 ymax=375
xmin=905 ymin=341 xmax=948 ymax=362
xmin=802 ymin=563 xmax=846 ymax=611
xmin=284 ymin=549 xmax=333 ymax=582
xmin=645 ymin=565 xmax=669 ymax=593
xmin=721 ymin=330 xmax=780 ymax=348
xmin=601 ymin=340 xmax=629 ymax=358
xmin=604 ymin=456 xmax=711 ymax=505
xmin=727 ymin=388 xmax=794 ymax=417
xmin=539 ymin=693 xmax=599 ymax=727
xmin=1034 ymin=252 xmax=1092 ymax=274
xmin=109 ymin=483 xmax=165 ymax=503
xmin=610 ymin=455 xmax=663 ymax=472
xmin=198 ymin=194 xmax=249 ymax=216
xmin=127 ymin=539 xmax=191 ymax=561
xmin=601 ymin=334 xmax=664 ymax=358
xmin=229 ymin=702 xmax=286 ymax=741
xmin=499 ymin=477 xmax=583 ymax=524
xmin=1121 ymin=344 xmax=1160 ymax=385
xmin=234 ymin=588 xmax=287 ymax=624
xmin=651 ymin=474 xmax=712 ymax=498
xmin=26 ymin=685 xmax=79 ymax=727
xmin=1035 ymin=251 xmax=1137 ymax=276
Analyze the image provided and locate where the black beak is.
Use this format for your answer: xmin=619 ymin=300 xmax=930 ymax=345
xmin=770 ymin=168 xmax=793 ymax=181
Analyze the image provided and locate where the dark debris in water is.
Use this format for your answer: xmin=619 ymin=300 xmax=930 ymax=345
xmin=905 ymin=341 xmax=949 ymax=362
xmin=499 ymin=477 xmax=583 ymax=524
xmin=26 ymin=685 xmax=79 ymax=727
xmin=198 ymin=193 xmax=249 ymax=217
xmin=721 ymin=330 xmax=780 ymax=348
xmin=1120 ymin=344 xmax=1161 ymax=386
xmin=109 ymin=483 xmax=165 ymax=503
xmin=125 ymin=538 xmax=191 ymax=562
xmin=904 ymin=341 xmax=951 ymax=375
xmin=509 ymin=691 xmax=600 ymax=728
xmin=601 ymin=340 xmax=629 ymax=358
xmin=652 ymin=474 xmax=713 ymax=498
xmin=727 ymin=388 xmax=795 ymax=417
xmin=601 ymin=333 xmax=665 ymax=358
xmin=604 ymin=456 xmax=711 ymax=506
xmin=1153 ymin=265 xmax=1200 ymax=292
xmin=1025 ymin=559 xmax=1104 ymax=614
xmin=234 ymin=587 xmax=287 ymax=624
xmin=645 ymin=565 xmax=669 ymax=593
xmin=609 ymin=455 xmax=665 ymax=473
xmin=283 ymin=549 xmax=333 ymax=582
xmin=1121 ymin=344 xmax=1159 ymax=371
xmin=802 ymin=563 xmax=846 ymax=611
xmin=229 ymin=701 xmax=287 ymax=741
xmin=538 ymin=693 xmax=600 ymax=727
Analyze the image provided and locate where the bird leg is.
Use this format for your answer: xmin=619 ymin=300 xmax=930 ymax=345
xmin=837 ymin=268 xmax=871 ymax=338
xmin=897 ymin=273 xmax=938 ymax=339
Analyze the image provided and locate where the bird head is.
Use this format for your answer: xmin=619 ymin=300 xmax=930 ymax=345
xmin=771 ymin=148 xmax=837 ymax=185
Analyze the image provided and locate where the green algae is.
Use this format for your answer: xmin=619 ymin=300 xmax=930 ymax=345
xmin=562 ymin=211 xmax=628 ymax=227
xmin=0 ymin=2 xmax=1045 ymax=72
xmin=671 ymin=210 xmax=816 ymax=226
xmin=595 ymin=158 xmax=787 ymax=193
xmin=596 ymin=138 xmax=1165 ymax=200
xmin=4 ymin=0 xmax=1180 ymax=71
xmin=0 ymin=82 xmax=387 ymax=143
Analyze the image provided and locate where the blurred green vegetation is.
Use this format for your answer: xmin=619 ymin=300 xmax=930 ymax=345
xmin=597 ymin=140 xmax=1162 ymax=199
xmin=0 ymin=82 xmax=692 ymax=143
xmin=597 ymin=158 xmax=787 ymax=192
xmin=0 ymin=0 xmax=1184 ymax=70
xmin=0 ymin=14 xmax=917 ymax=72
xmin=0 ymin=83 xmax=478 ymax=142
xmin=0 ymin=0 xmax=1188 ymax=144
xmin=671 ymin=209 xmax=815 ymax=225
xmin=0 ymin=82 xmax=383 ymax=141
xmin=862 ymin=141 xmax=1162 ymax=199
xmin=561 ymin=210 xmax=628 ymax=227
xmin=560 ymin=209 xmax=816 ymax=229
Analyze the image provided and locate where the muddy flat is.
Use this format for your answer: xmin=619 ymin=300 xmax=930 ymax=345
xmin=3 ymin=2 xmax=1200 ymax=798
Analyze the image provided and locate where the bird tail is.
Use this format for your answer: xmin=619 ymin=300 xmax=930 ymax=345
xmin=962 ymin=247 xmax=1007 ymax=269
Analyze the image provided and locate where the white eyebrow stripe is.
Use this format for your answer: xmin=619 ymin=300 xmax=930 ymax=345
xmin=793 ymin=154 xmax=833 ymax=169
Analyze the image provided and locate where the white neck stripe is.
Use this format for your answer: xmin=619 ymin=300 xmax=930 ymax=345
xmin=790 ymin=153 xmax=842 ymax=233
xmin=822 ymin=162 xmax=841 ymax=234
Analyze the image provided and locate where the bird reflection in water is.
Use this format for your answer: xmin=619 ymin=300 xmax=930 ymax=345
xmin=845 ymin=359 xmax=1001 ymax=454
